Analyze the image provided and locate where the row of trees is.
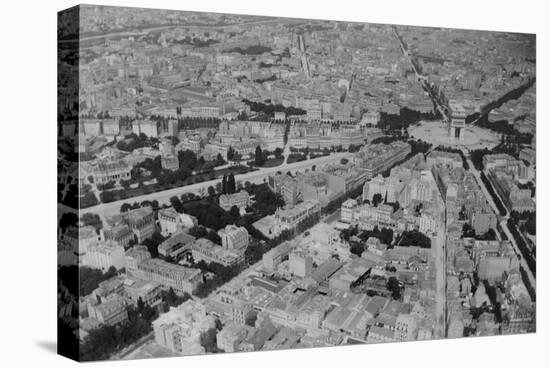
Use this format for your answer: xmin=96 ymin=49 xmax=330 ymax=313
xmin=408 ymin=139 xmax=433 ymax=156
xmin=100 ymin=150 xmax=234 ymax=204
xmin=434 ymin=145 xmax=469 ymax=169
xmin=370 ymin=136 xmax=404 ymax=145
xmin=172 ymin=36 xmax=219 ymax=48
xmin=507 ymin=217 xmax=536 ymax=276
xmin=510 ymin=210 xmax=536 ymax=236
xmin=470 ymin=148 xmax=492 ymax=171
xmin=120 ymin=200 xmax=159 ymax=213
xmin=479 ymin=172 xmax=507 ymax=216
xmin=129 ymin=149 xmax=225 ymax=189
xmin=243 ymin=211 xmax=321 ymax=267
xmin=102 ymin=171 xmax=242 ymax=205
xmin=254 ymin=75 xmax=277 ymax=84
xmin=227 ymin=45 xmax=272 ymax=55
xmin=322 ymin=184 xmax=364 ymax=216
xmin=97 ymin=180 xmax=116 ymax=191
xmin=177 ymin=117 xmax=221 ymax=131
xmin=368 ymin=139 xmax=431 ymax=178
xmin=286 ymin=152 xmax=307 ymax=164
xmin=519 ymin=266 xmax=536 ymax=302
xmin=116 ymin=133 xmax=151 ymax=152
xmin=242 ymin=98 xmax=307 ymax=117
xmin=476 ymin=77 xmax=536 ymax=118
xmin=470 ymin=137 xmax=532 ymax=173
xmin=378 ymin=107 xmax=439 ymax=132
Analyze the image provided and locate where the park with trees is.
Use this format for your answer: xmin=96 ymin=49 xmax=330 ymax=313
xmin=394 ymin=230 xmax=431 ymax=248
xmin=98 ymin=149 xmax=253 ymax=205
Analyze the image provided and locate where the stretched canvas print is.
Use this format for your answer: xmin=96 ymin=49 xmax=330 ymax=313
xmin=58 ymin=4 xmax=537 ymax=362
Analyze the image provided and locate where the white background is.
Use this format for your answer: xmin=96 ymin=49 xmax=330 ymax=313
xmin=0 ymin=0 xmax=547 ymax=365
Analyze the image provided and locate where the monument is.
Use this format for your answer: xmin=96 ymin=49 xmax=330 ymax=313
xmin=448 ymin=101 xmax=467 ymax=141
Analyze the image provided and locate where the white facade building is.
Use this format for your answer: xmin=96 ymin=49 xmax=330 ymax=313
xmin=84 ymin=241 xmax=126 ymax=271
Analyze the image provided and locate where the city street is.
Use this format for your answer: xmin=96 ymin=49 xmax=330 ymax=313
xmin=463 ymin=149 xmax=536 ymax=292
xmin=110 ymin=332 xmax=154 ymax=360
xmin=433 ymin=225 xmax=447 ymax=339
xmin=81 ymin=151 xmax=353 ymax=218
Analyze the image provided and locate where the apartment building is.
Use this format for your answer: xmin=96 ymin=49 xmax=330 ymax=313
xmin=84 ymin=240 xmax=126 ymax=272
xmin=218 ymin=225 xmax=249 ymax=250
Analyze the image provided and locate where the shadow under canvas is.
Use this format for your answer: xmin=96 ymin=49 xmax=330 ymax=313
xmin=36 ymin=341 xmax=57 ymax=355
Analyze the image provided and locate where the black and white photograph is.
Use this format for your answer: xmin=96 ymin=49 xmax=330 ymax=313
xmin=56 ymin=4 xmax=538 ymax=362
xmin=1 ymin=1 xmax=548 ymax=367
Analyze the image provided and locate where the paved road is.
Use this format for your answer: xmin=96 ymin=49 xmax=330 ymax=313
xmin=462 ymin=150 xmax=505 ymax=218
xmin=392 ymin=26 xmax=449 ymax=122
xmin=200 ymin=214 xmax=325 ymax=303
xmin=463 ymin=149 xmax=536 ymax=293
xmin=391 ymin=44 xmax=450 ymax=336
xmin=81 ymin=152 xmax=352 ymax=218
xmin=433 ymin=209 xmax=447 ymax=339
xmin=324 ymin=209 xmax=342 ymax=224
xmin=110 ymin=332 xmax=154 ymax=360
xmin=499 ymin=220 xmax=536 ymax=291
xmin=282 ymin=137 xmax=292 ymax=165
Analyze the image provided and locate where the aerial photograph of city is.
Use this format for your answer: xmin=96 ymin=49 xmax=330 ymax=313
xmin=57 ymin=4 xmax=536 ymax=362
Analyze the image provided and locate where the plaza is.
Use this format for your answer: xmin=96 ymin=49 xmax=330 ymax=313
xmin=408 ymin=120 xmax=501 ymax=151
